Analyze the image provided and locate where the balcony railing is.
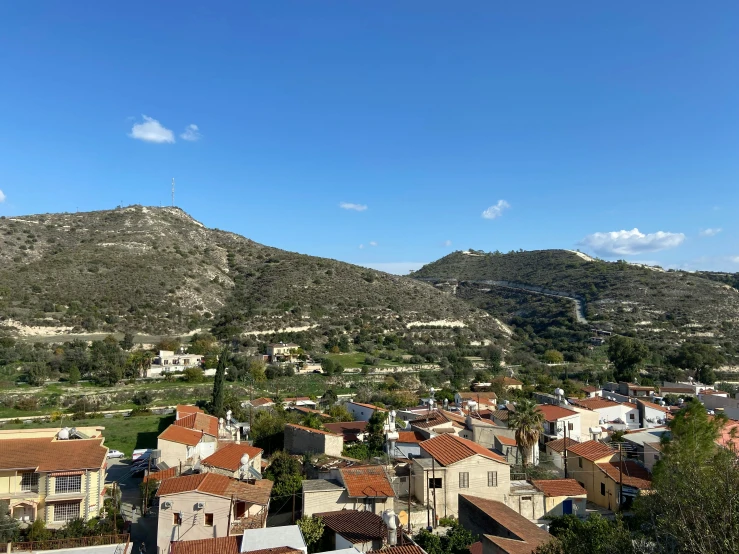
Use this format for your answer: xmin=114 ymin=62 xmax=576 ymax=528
xmin=9 ymin=533 xmax=130 ymax=553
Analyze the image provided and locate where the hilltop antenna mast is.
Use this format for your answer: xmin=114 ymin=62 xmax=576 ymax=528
xmin=171 ymin=178 xmax=175 ymax=207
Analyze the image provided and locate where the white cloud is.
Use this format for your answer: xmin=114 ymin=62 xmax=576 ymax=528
xmin=369 ymin=241 xmax=378 ymax=247
xmin=579 ymin=228 xmax=685 ymax=256
xmin=358 ymin=244 xmax=364 ymax=249
xmin=699 ymin=228 xmax=722 ymax=237
xmin=731 ymin=256 xmax=739 ymax=264
xmin=443 ymin=240 xmax=452 ymax=247
xmin=0 ymin=189 xmax=5 ymax=203
xmin=482 ymin=200 xmax=510 ymax=220
xmin=129 ymin=115 xmax=175 ymax=144
xmin=180 ymin=124 xmax=201 ymax=141
xmin=361 ymin=262 xmax=427 ymax=275
xmin=340 ymin=202 xmax=368 ymax=212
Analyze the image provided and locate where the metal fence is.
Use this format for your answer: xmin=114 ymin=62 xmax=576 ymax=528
xmin=8 ymin=533 xmax=130 ymax=553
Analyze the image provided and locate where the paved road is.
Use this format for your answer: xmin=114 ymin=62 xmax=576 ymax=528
xmin=107 ymin=459 xmax=157 ymax=554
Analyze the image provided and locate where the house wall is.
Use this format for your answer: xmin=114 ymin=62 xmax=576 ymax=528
xmin=543 ymin=414 xmax=582 ymax=443
xmin=157 ymin=439 xmax=190 ymax=468
xmin=157 ymin=492 xmax=233 ymax=554
xmin=347 ymin=403 xmax=376 ymax=422
xmin=505 ymin=493 xmax=546 ymax=521
xmin=698 ymin=393 xmax=739 ymax=411
xmin=640 ymin=405 xmax=668 ymax=428
xmin=543 ymin=495 xmax=587 ymax=517
xmin=202 ymin=452 xmax=262 ymax=478
xmin=568 ymin=455 xmax=617 ymax=511
xmin=302 ymin=489 xmax=351 ymax=517
xmin=285 ymin=426 xmax=343 ymax=457
xmin=643 ymin=444 xmax=661 ymax=472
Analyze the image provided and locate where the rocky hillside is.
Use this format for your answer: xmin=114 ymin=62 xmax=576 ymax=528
xmin=414 ymin=249 xmax=739 ymax=348
xmin=0 ymin=207 xmax=501 ymax=339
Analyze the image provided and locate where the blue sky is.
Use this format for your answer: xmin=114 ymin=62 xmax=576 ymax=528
xmin=1 ymin=2 xmax=737 ymax=273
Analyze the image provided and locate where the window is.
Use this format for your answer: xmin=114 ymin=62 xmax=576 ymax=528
xmin=428 ymin=478 xmax=442 ymax=489
xmin=487 ymin=471 xmax=498 ymax=487
xmin=173 ymin=513 xmax=182 ymax=525
xmin=363 ymin=498 xmax=375 ymax=512
xmin=459 ymin=472 xmax=469 ymax=488
xmin=54 ymin=502 xmax=80 ymax=522
xmin=578 ymin=458 xmax=583 ymax=468
xmin=601 ymin=483 xmax=606 ymax=496
xmin=55 ymin=475 xmax=82 ymax=495
xmin=629 ymin=413 xmax=635 ymax=420
xmin=568 ymin=422 xmax=574 ymax=431
xmin=21 ymin=472 xmax=39 ymax=492
xmin=204 ymin=513 xmax=213 ymax=526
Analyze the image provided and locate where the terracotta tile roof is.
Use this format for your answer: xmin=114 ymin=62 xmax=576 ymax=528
xmin=569 ymin=397 xmax=622 ymax=410
xmin=176 ymin=405 xmax=204 ymax=417
xmin=324 ymin=421 xmax=368 ymax=441
xmin=369 ymin=546 xmax=425 ymax=554
xmin=457 ymin=392 xmax=498 ymax=403
xmin=597 ymin=461 xmax=652 ymax=489
xmin=492 ymin=410 xmax=510 ymax=422
xmin=283 ymin=396 xmax=312 ymax=402
xmin=170 ymin=536 xmax=241 ymax=554
xmin=460 ymin=495 xmax=550 ymax=547
xmin=531 ymin=479 xmax=587 ymax=497
xmin=717 ymin=419 xmax=739 ymax=451
xmin=340 ymin=465 xmax=395 ymax=498
xmin=285 ymin=423 xmax=342 ymax=436
xmin=202 ymin=443 xmax=263 ymax=471
xmin=0 ymin=437 xmax=107 ymax=471
xmin=143 ymin=466 xmax=178 ymax=483
xmin=411 ymin=410 xmax=464 ymax=430
xmin=493 ymin=377 xmax=523 ymax=386
xmin=349 ymin=401 xmax=387 ymax=412
xmin=290 ymin=406 xmax=331 ymax=418
xmin=173 ymin=412 xmax=219 ymax=437
xmin=397 ymin=431 xmax=425 ymax=443
xmin=659 ymin=386 xmax=695 ymax=394
xmin=485 ymin=535 xmax=543 ymax=554
xmin=246 ymin=548 xmax=302 ymax=554
xmin=536 ymin=404 xmax=578 ymax=421
xmin=698 ymin=389 xmax=726 ymax=396
xmin=495 ymin=435 xmax=517 ymax=447
xmin=315 ymin=510 xmax=387 ymax=544
xmin=156 ymin=472 xmax=273 ymax=504
xmin=568 ymin=440 xmax=614 ymax=462
xmin=159 ymin=424 xmax=204 ymax=446
xmin=581 ymin=386 xmax=599 ymax=393
xmin=544 ymin=437 xmax=578 ymax=454
xmin=251 ymin=397 xmax=275 ymax=407
xmin=638 ymin=399 xmax=669 ymax=413
xmin=468 ymin=542 xmax=482 ymax=554
xmin=420 ymin=433 xmax=508 ymax=466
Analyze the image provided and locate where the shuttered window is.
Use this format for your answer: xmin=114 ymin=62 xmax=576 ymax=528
xmin=488 ymin=471 xmax=498 ymax=487
xmin=459 ymin=472 xmax=469 ymax=488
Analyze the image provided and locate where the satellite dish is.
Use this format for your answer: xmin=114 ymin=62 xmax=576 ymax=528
xmin=57 ymin=428 xmax=70 ymax=440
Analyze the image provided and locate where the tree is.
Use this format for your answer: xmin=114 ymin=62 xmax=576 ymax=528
xmin=182 ymin=366 xmax=204 ymax=383
xmin=248 ymin=358 xmax=267 ymax=383
xmin=670 ymin=342 xmax=724 ymax=385
xmin=265 ymin=450 xmax=303 ymax=498
xmin=534 ymin=514 xmax=634 ymax=554
xmin=414 ymin=523 xmax=478 ymax=554
xmin=327 ymin=405 xmax=353 ymax=422
xmin=543 ymin=350 xmax=564 ymax=364
xmin=301 ymin=413 xmax=324 ymax=430
xmin=297 ymin=516 xmax=325 ymax=554
xmin=68 ymin=365 xmax=80 ymax=385
xmin=27 ymin=517 xmax=50 ymax=542
xmin=131 ymin=390 xmax=153 ymax=407
xmin=607 ymin=336 xmax=648 ymax=381
xmin=321 ymin=358 xmax=336 ymax=375
xmin=508 ymin=399 xmax=544 ymax=467
xmin=0 ymin=501 xmax=19 ymax=543
xmin=211 ymin=348 xmax=228 ymax=417
xmin=120 ymin=332 xmax=135 ymax=351
xmin=321 ymin=389 xmax=338 ymax=406
xmin=366 ymin=410 xmax=387 ymax=455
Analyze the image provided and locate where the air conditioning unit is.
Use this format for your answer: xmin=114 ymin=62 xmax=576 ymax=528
xmin=195 ymin=502 xmax=205 ymax=510
xmin=161 ymin=501 xmax=172 ymax=509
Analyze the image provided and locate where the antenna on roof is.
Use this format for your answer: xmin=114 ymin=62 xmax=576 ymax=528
xmin=171 ymin=178 xmax=175 ymax=207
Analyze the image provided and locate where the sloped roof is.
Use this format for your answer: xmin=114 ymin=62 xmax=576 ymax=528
xmin=568 ymin=440 xmax=614 ymax=462
xmin=420 ymin=433 xmax=507 ymax=466
xmin=457 ymin=392 xmax=498 ymax=403
xmin=460 ymin=495 xmax=550 ymax=548
xmin=340 ymin=465 xmax=395 ymax=498
xmin=324 ymin=421 xmax=368 ymax=442
xmin=285 ymin=423 xmax=342 ymax=436
xmin=173 ymin=412 xmax=219 ymax=437
xmin=531 ymin=479 xmax=587 ymax=497
xmin=176 ymin=405 xmax=204 ymax=417
xmin=369 ymin=546 xmax=425 ymax=554
xmin=143 ymin=466 xmax=178 ymax=483
xmin=348 ymin=401 xmax=387 ymax=412
xmin=202 ymin=443 xmax=263 ymax=471
xmin=397 ymin=431 xmax=425 ymax=444
xmin=495 ymin=435 xmax=517 ymax=447
xmin=638 ymin=399 xmax=669 ymax=413
xmin=0 ymin=437 xmax=107 ymax=472
xmin=491 ymin=410 xmax=510 ymax=422
xmin=156 ymin=472 xmax=273 ymax=504
xmin=159 ymin=425 xmax=204 ymax=446
xmin=251 ymin=398 xmax=275 ymax=407
xmin=569 ymin=397 xmax=623 ymax=410
xmin=411 ymin=410 xmax=464 ymax=430
xmin=315 ymin=510 xmax=387 ymax=544
xmin=468 ymin=542 xmax=483 ymax=554
xmin=170 ymin=536 xmax=241 ymax=554
xmin=247 ymin=548 xmax=302 ymax=554
xmin=597 ymin=461 xmax=652 ymax=489
xmin=543 ymin=437 xmax=578 ymax=454
xmin=537 ymin=404 xmax=578 ymax=421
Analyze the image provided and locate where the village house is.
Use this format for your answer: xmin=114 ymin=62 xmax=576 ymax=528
xmin=620 ymin=428 xmax=669 ymax=465
xmin=580 ymin=386 xmax=602 ymax=398
xmin=636 ymin=399 xmax=670 ymax=428
xmin=302 ymin=465 xmax=395 ymax=517
xmin=566 ymin=441 xmax=622 ymax=510
xmin=537 ymin=405 xmax=581 ymax=444
xmin=569 ymin=397 xmax=639 ymax=430
xmin=492 ymin=377 xmax=523 ymax=391
xmin=604 ymin=382 xmax=655 ymax=399
xmin=158 ymin=411 xmax=220 ymax=469
xmin=543 ymin=437 xmax=578 ymax=472
xmin=0 ymin=427 xmax=108 ymax=527
xmin=324 ymin=421 xmax=368 ymax=443
xmin=346 ymin=401 xmax=387 ymax=422
xmin=282 ymin=397 xmax=317 ymax=409
xmin=595 ymin=460 xmax=652 ymax=510
xmin=531 ymin=479 xmax=588 ymax=518
xmin=148 ymin=350 xmax=204 ymax=377
xmin=239 ymin=525 xmax=308 ymax=554
xmin=492 ymin=435 xmax=519 ymax=465
xmin=392 ymin=431 xmax=426 ymax=459
xmin=176 ymin=404 xmax=204 ymax=420
xmin=156 ymin=473 xmax=273 ymax=554
xmin=455 ymin=392 xmax=498 ymax=411
xmin=284 ymin=424 xmax=344 ymax=457
xmin=201 ymin=443 xmax=263 ymax=479
xmin=411 ymin=434 xmax=510 ymax=520
xmin=246 ymin=398 xmax=276 ymax=409
xmin=409 ymin=410 xmax=468 ymax=440
xmin=266 ymin=343 xmax=300 ymax=363
xmin=314 ymin=510 xmax=391 ymax=553
xmin=458 ymin=495 xmax=552 ymax=554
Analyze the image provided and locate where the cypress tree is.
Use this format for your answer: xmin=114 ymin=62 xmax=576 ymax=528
xmin=211 ymin=348 xmax=227 ymax=417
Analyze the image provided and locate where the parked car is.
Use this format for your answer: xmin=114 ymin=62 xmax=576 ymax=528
xmin=107 ymin=449 xmax=125 ymax=459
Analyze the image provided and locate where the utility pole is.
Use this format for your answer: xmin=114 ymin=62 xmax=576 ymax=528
xmin=563 ymin=425 xmax=568 ymax=478
xmin=425 ymin=469 xmax=430 ymax=530
xmin=292 ymin=491 xmax=296 ymax=524
xmin=143 ymin=455 xmax=152 ymax=515
xmin=431 ymin=457 xmax=437 ymax=528
xmin=407 ymin=460 xmax=413 ymax=534
xmin=112 ymin=482 xmax=117 ymax=534
xmin=618 ymin=442 xmax=624 ymax=511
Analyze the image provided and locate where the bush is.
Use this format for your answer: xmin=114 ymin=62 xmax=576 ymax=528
xmin=182 ymin=367 xmax=204 ymax=383
xmin=131 ymin=390 xmax=153 ymax=406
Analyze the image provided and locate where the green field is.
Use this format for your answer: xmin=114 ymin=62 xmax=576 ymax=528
xmin=0 ymin=413 xmax=174 ymax=457
xmin=326 ymin=352 xmax=403 ymax=368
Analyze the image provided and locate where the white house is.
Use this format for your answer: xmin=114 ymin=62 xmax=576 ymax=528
xmin=346 ymin=401 xmax=387 ymax=422
xmin=637 ymin=399 xmax=670 ymax=428
xmin=570 ymin=397 xmax=639 ymax=430
xmin=538 ymin=405 xmax=581 ymax=444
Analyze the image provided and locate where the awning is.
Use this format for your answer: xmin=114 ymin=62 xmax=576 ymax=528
xmin=50 ymin=471 xmax=84 ymax=477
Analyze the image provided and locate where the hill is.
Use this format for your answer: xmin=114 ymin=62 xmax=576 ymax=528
xmin=0 ymin=207 xmax=501 ymax=340
xmin=413 ymin=249 xmax=739 ymax=353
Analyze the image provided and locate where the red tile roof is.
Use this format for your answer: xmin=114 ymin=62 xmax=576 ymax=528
xmin=0 ymin=437 xmax=107 ymax=471
xmin=567 ymin=440 xmax=614 ymax=462
xmin=349 ymin=401 xmax=388 ymax=412
xmin=495 ymin=435 xmax=517 ymax=447
xmin=468 ymin=542 xmax=483 ymax=554
xmin=420 ymin=433 xmax=508 ymax=466
xmin=143 ymin=466 xmax=178 ymax=483
xmin=544 ymin=437 xmax=578 ymax=454
xmin=173 ymin=412 xmax=219 ymax=437
xmin=324 ymin=421 xmax=368 ymax=441
xmin=597 ymin=461 xmax=652 ymax=489
xmin=247 ymin=548 xmax=302 ymax=554
xmin=397 ymin=431 xmax=425 ymax=444
xmin=158 ymin=425 xmax=204 ymax=446
xmin=485 ymin=536 xmax=542 ymax=554
xmin=315 ymin=510 xmax=387 ymax=544
xmin=176 ymin=405 xmax=204 ymax=417
xmin=536 ymin=404 xmax=578 ymax=421
xmin=569 ymin=397 xmax=622 ymax=410
xmin=156 ymin=472 xmax=273 ymax=504
xmin=340 ymin=465 xmax=395 ymax=498
xmin=460 ymin=495 xmax=550 ymax=549
xmin=369 ymin=546 xmax=425 ymax=554
xmin=638 ymin=399 xmax=669 ymax=413
xmin=411 ymin=410 xmax=464 ymax=430
xmin=285 ymin=423 xmax=342 ymax=436
xmin=492 ymin=410 xmax=510 ymax=422
xmin=458 ymin=392 xmax=498 ymax=403
xmin=170 ymin=537 xmax=241 ymax=554
xmin=201 ymin=443 xmax=263 ymax=471
xmin=531 ymin=479 xmax=587 ymax=497
xmin=251 ymin=397 xmax=275 ymax=407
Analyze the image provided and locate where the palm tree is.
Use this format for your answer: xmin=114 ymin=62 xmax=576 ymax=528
xmin=508 ymin=399 xmax=544 ymax=468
